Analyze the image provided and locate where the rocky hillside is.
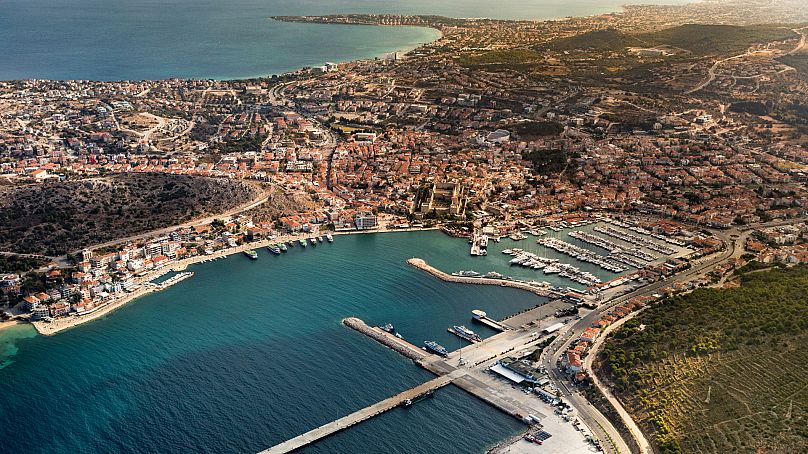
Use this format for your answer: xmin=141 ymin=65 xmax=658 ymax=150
xmin=0 ymin=174 xmax=260 ymax=256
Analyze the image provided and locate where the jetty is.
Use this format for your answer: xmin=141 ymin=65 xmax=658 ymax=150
xmin=471 ymin=309 xmax=507 ymax=332
xmin=260 ymin=373 xmax=458 ymax=454
xmin=407 ymin=258 xmax=554 ymax=298
xmin=343 ymin=317 xmax=427 ymax=360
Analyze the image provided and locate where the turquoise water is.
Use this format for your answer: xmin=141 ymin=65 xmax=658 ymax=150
xmin=0 ymin=231 xmax=541 ymax=454
xmin=0 ymin=227 xmax=642 ymax=453
xmin=0 ymin=0 xmax=691 ymax=81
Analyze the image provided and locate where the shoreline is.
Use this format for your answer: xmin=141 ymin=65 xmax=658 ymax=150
xmin=28 ymin=227 xmax=440 ymax=336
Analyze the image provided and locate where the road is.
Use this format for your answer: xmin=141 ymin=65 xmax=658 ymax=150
xmin=542 ymin=218 xmax=804 ymax=453
xmin=67 ymin=187 xmax=273 ymax=257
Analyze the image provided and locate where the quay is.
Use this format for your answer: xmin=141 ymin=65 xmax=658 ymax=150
xmin=407 ymin=258 xmax=554 ymax=298
xmin=259 ymin=373 xmax=458 ymax=454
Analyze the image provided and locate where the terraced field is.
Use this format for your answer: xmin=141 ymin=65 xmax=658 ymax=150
xmin=597 ymin=266 xmax=808 ymax=453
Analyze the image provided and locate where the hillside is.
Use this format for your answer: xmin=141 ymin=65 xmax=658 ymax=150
xmin=0 ymin=174 xmax=261 ymax=256
xmin=597 ymin=266 xmax=808 ymax=454
xmin=637 ymin=24 xmax=798 ymax=56
xmin=540 ymin=24 xmax=797 ymax=56
xmin=542 ymin=29 xmax=646 ymax=52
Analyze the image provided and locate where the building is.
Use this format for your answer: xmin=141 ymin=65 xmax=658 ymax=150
xmin=354 ymin=213 xmax=378 ymax=230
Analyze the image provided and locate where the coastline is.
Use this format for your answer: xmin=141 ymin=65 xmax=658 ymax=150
xmin=28 ymin=226 xmax=439 ymax=337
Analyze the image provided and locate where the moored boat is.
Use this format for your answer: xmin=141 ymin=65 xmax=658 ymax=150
xmin=423 ymin=340 xmax=448 ymax=356
xmin=243 ymin=250 xmax=258 ymax=260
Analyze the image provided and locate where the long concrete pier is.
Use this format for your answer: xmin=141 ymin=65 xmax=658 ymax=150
xmin=407 ymin=258 xmax=556 ymax=298
xmin=259 ymin=373 xmax=458 ymax=454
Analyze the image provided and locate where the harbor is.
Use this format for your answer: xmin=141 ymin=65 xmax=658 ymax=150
xmin=263 ymin=309 xmax=579 ymax=454
xmin=407 ymin=258 xmax=557 ymax=298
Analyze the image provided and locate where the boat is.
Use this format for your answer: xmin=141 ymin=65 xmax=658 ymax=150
xmin=279 ymin=243 xmax=288 ymax=252
xmin=243 ymin=250 xmax=258 ymax=260
xmin=400 ymin=390 xmax=434 ymax=408
xmin=326 ymin=233 xmax=334 ymax=243
xmin=379 ymin=323 xmax=395 ymax=334
xmin=451 ymin=270 xmax=480 ymax=277
xmin=502 ymin=249 xmax=513 ymax=255
xmin=317 ymin=236 xmax=324 ymax=243
xmin=448 ymin=325 xmax=482 ymax=343
xmin=308 ymin=237 xmax=317 ymax=246
xmin=299 ymin=238 xmax=307 ymax=247
xmin=267 ymin=244 xmax=281 ymax=254
xmin=423 ymin=340 xmax=448 ymax=356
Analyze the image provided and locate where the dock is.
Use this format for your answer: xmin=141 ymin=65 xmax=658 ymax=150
xmin=259 ymin=373 xmax=458 ymax=454
xmin=260 ymin=318 xmax=565 ymax=453
xmin=343 ymin=317 xmax=427 ymax=360
xmin=471 ymin=309 xmax=507 ymax=332
xmin=407 ymin=258 xmax=553 ymax=298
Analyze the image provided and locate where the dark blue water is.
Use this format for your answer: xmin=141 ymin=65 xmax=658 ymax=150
xmin=0 ymin=0 xmax=689 ymax=81
xmin=0 ymin=231 xmax=539 ymax=454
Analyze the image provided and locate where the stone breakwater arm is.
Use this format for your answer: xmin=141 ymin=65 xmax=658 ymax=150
xmin=406 ymin=258 xmax=553 ymax=298
xmin=343 ymin=317 xmax=427 ymax=361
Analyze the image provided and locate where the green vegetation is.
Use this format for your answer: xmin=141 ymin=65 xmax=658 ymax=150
xmin=0 ymin=256 xmax=46 ymax=274
xmin=0 ymin=174 xmax=259 ymax=255
xmin=778 ymin=54 xmax=808 ymax=82
xmin=459 ymin=49 xmax=542 ymax=67
xmin=508 ymin=121 xmax=563 ymax=140
xmin=600 ymin=266 xmax=808 ymax=453
xmin=522 ymin=149 xmax=574 ymax=175
xmin=637 ymin=24 xmax=797 ymax=57
xmin=541 ymin=24 xmax=796 ymax=57
xmin=542 ymin=29 xmax=646 ymax=52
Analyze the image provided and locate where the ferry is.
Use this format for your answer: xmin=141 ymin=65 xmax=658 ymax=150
xmin=267 ymin=244 xmax=281 ymax=254
xmin=299 ymin=238 xmax=307 ymax=247
xmin=448 ymin=325 xmax=482 ymax=343
xmin=279 ymin=243 xmax=288 ymax=252
xmin=243 ymin=250 xmax=258 ymax=260
xmin=326 ymin=233 xmax=334 ymax=243
xmin=423 ymin=340 xmax=448 ymax=357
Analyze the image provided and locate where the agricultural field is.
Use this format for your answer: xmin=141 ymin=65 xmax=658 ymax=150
xmin=597 ymin=266 xmax=808 ymax=453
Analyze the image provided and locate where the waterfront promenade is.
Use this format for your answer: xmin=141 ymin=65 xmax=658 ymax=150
xmin=27 ymin=228 xmax=437 ymax=336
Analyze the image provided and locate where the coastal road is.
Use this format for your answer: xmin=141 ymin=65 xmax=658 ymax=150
xmin=545 ymin=217 xmax=805 ymax=453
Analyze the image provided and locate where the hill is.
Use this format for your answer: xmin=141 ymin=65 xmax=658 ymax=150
xmin=0 ymin=174 xmax=261 ymax=256
xmin=637 ymin=24 xmax=798 ymax=56
xmin=598 ymin=266 xmax=808 ymax=453
xmin=540 ymin=24 xmax=797 ymax=56
xmin=542 ymin=29 xmax=646 ymax=52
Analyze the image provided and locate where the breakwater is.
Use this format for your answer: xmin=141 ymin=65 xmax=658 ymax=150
xmin=407 ymin=258 xmax=556 ymax=298
xmin=343 ymin=317 xmax=427 ymax=361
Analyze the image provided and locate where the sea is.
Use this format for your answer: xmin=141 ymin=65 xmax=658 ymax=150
xmin=0 ymin=0 xmax=690 ymax=81
xmin=0 ymin=228 xmax=637 ymax=453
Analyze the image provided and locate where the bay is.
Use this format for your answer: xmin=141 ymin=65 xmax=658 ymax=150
xmin=0 ymin=0 xmax=690 ymax=81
